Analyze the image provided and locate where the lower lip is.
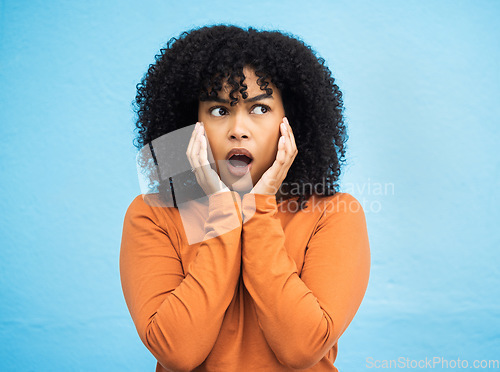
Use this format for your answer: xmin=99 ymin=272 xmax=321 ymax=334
xmin=227 ymin=160 xmax=253 ymax=177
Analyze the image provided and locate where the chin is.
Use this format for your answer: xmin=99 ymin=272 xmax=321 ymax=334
xmin=222 ymin=170 xmax=255 ymax=193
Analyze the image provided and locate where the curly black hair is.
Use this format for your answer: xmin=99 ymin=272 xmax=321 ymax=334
xmin=133 ymin=24 xmax=348 ymax=210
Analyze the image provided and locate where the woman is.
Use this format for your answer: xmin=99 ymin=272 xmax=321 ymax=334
xmin=120 ymin=24 xmax=370 ymax=371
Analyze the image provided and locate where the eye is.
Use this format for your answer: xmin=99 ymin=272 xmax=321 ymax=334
xmin=209 ymin=106 xmax=228 ymax=117
xmin=251 ymin=104 xmax=271 ymax=115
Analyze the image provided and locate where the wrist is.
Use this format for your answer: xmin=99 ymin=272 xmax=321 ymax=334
xmin=214 ymin=186 xmax=231 ymax=194
xmin=250 ymin=186 xmax=276 ymax=196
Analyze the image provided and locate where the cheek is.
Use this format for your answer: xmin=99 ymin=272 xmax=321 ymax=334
xmin=205 ymin=130 xmax=228 ymax=165
xmin=261 ymin=134 xmax=280 ymax=162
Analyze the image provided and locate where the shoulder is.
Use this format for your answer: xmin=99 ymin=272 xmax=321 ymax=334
xmin=307 ymin=192 xmax=367 ymax=231
xmin=308 ymin=193 xmax=370 ymax=258
xmin=123 ymin=193 xmax=179 ymax=231
xmin=127 ymin=192 xmax=175 ymax=211
xmin=125 ymin=192 xmax=180 ymax=214
xmin=307 ymin=192 xmax=364 ymax=215
xmin=124 ymin=194 xmax=157 ymax=219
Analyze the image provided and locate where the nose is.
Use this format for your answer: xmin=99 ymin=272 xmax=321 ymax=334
xmin=228 ymin=114 xmax=250 ymax=140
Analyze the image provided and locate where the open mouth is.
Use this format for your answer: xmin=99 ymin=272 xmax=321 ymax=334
xmin=228 ymin=154 xmax=253 ymax=167
xmin=227 ymin=154 xmax=253 ymax=176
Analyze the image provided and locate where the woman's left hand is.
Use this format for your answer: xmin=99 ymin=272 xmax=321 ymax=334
xmin=250 ymin=117 xmax=298 ymax=195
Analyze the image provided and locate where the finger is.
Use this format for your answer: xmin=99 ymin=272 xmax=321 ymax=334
xmin=198 ymin=125 xmax=226 ymax=191
xmin=277 ymin=135 xmax=287 ymax=166
xmin=284 ymin=117 xmax=297 ymax=154
xmin=199 ymin=128 xmax=209 ymax=166
xmin=186 ymin=122 xmax=200 ymax=156
xmin=280 ymin=121 xmax=293 ymax=157
xmin=191 ymin=127 xmax=203 ymax=172
xmin=198 ymin=126 xmax=214 ymax=181
xmin=279 ymin=123 xmax=294 ymax=170
xmin=186 ymin=123 xmax=201 ymax=172
xmin=268 ymin=137 xmax=287 ymax=186
xmin=268 ymin=136 xmax=285 ymax=173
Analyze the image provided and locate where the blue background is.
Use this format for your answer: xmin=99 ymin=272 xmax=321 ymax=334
xmin=1 ymin=0 xmax=499 ymax=370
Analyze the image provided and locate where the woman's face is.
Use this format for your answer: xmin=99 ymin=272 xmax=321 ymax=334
xmin=198 ymin=66 xmax=285 ymax=193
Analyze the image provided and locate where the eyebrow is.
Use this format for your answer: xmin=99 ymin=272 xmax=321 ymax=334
xmin=204 ymin=93 xmax=274 ymax=104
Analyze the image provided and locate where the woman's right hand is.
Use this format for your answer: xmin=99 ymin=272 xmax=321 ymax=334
xmin=186 ymin=122 xmax=230 ymax=196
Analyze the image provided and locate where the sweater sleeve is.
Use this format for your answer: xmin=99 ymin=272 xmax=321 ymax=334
xmin=240 ymin=192 xmax=370 ymax=370
xmin=119 ymin=191 xmax=243 ymax=372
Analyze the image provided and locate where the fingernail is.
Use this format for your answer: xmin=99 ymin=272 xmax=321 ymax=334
xmin=281 ymin=122 xmax=286 ymax=131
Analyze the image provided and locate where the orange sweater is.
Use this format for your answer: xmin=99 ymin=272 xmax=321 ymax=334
xmin=120 ymin=191 xmax=370 ymax=371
